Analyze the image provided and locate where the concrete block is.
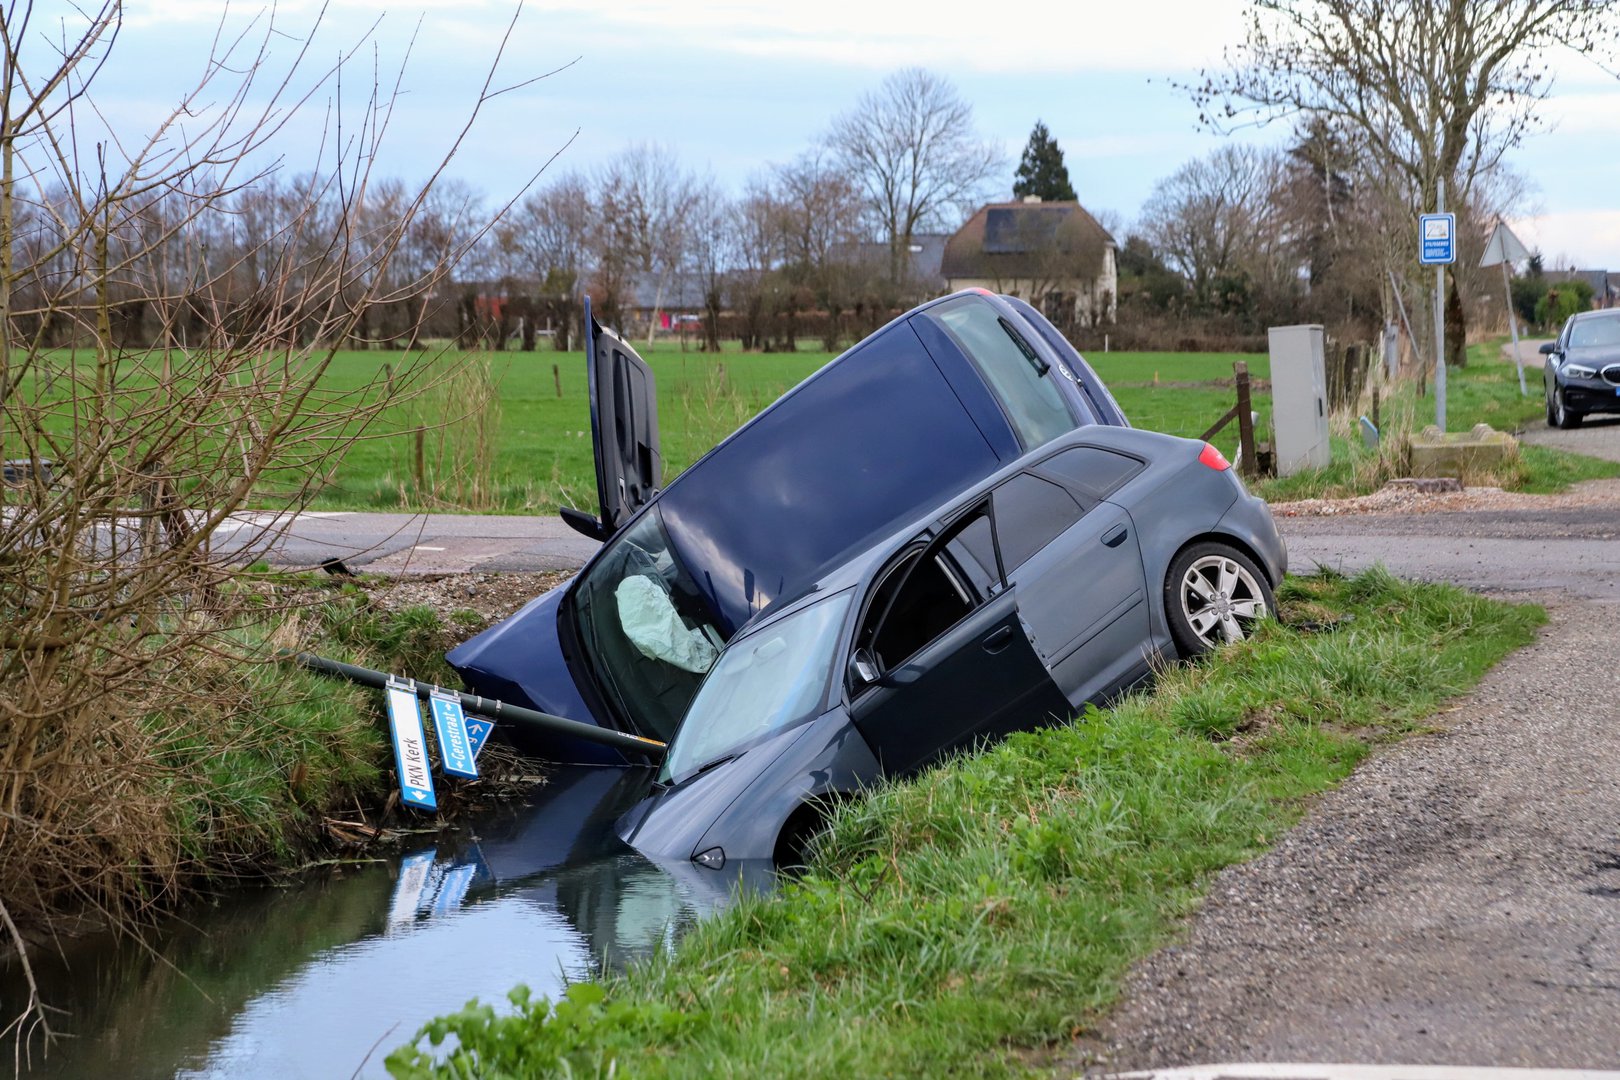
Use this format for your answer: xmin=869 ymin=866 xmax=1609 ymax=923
xmin=1409 ymin=424 xmax=1518 ymax=481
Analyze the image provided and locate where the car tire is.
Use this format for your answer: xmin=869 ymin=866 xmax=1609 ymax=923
xmin=1164 ymin=542 xmax=1275 ymax=659
xmin=1553 ymin=389 xmax=1584 ymax=429
xmin=1546 ymin=392 xmax=1557 ymax=426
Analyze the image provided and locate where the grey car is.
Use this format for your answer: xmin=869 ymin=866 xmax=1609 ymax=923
xmin=616 ymin=424 xmax=1287 ymax=872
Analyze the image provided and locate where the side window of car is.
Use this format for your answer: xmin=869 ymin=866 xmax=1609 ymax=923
xmin=1033 ymin=446 xmax=1145 ymax=502
xmin=991 ymin=472 xmax=1084 ymax=574
xmin=859 ymin=503 xmax=997 ymax=676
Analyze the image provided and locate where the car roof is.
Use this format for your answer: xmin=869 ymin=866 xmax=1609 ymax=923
xmin=725 ymin=424 xmax=1197 ymax=643
xmin=1571 ymin=308 xmax=1620 ymax=322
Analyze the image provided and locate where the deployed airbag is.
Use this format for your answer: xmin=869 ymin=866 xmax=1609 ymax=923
xmin=615 ymin=575 xmax=718 ymax=674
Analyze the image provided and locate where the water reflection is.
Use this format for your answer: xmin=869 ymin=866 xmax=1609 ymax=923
xmin=2 ymin=766 xmax=762 ymax=1079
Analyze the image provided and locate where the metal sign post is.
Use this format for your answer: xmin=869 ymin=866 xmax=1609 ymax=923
xmin=1481 ymin=218 xmax=1532 ymax=395
xmin=1420 ymin=189 xmax=1457 ymax=431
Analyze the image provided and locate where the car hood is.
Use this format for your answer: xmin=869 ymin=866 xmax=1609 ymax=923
xmin=446 ymin=580 xmax=621 ymax=760
xmin=1565 ymin=345 xmax=1620 ymax=369
xmin=616 ymin=723 xmax=817 ymax=861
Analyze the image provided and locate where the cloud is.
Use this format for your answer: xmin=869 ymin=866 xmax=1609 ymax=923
xmin=1509 ymin=211 xmax=1620 ymax=271
xmin=118 ymin=0 xmax=1243 ymax=73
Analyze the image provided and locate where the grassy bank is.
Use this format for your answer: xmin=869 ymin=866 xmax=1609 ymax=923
xmin=387 ymin=568 xmax=1543 ymax=1078
xmin=2 ymin=573 xmax=516 ymax=946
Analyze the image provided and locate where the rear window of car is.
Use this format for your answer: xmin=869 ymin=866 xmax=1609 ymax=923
xmin=925 ymin=297 xmax=1075 ymax=450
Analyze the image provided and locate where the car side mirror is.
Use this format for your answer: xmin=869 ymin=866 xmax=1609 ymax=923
xmin=849 ymin=649 xmax=881 ymax=687
xmin=1539 ymin=342 xmax=1556 ymax=355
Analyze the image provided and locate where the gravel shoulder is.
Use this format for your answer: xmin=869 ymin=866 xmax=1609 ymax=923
xmin=1081 ymin=594 xmax=1620 ymax=1072
xmin=1073 ymin=470 xmax=1620 ymax=1073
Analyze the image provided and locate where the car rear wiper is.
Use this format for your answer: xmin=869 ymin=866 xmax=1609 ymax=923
xmin=998 ymin=317 xmax=1049 ymax=376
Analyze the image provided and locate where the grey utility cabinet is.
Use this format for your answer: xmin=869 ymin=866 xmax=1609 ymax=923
xmin=1267 ymin=325 xmax=1331 ymax=477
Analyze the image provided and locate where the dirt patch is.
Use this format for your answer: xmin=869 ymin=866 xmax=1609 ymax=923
xmin=353 ymin=570 xmax=570 ymax=626
xmin=1272 ymin=476 xmax=1620 ymax=517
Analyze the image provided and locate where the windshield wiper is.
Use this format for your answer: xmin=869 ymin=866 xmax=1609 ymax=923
xmin=693 ymin=753 xmax=737 ymax=777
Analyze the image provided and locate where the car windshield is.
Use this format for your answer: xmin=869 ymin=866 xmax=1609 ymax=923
xmin=1569 ymin=316 xmax=1620 ymax=349
xmin=659 ymin=590 xmax=852 ymax=785
xmin=570 ymin=511 xmax=725 ymax=742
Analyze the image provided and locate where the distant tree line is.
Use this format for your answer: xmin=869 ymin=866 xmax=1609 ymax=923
xmin=17 ymin=0 xmax=1619 ymax=360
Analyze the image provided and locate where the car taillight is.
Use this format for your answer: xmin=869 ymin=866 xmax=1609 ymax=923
xmin=1199 ymin=443 xmax=1231 ymax=471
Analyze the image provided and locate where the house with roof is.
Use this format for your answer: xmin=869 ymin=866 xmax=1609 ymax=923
xmin=940 ymin=197 xmax=1117 ymax=328
xmin=1544 ymin=268 xmax=1616 ymax=309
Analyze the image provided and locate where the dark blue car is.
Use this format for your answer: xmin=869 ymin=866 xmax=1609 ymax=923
xmin=1542 ymin=308 xmax=1620 ymax=428
xmin=448 ymin=291 xmax=1129 ymax=762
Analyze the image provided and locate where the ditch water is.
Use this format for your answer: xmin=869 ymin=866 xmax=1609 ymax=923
xmin=1 ymin=765 xmax=757 ymax=1079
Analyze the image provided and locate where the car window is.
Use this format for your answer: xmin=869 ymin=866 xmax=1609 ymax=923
xmin=1034 ymin=446 xmax=1145 ymax=502
xmin=925 ymin=297 xmax=1075 ymax=450
xmin=1568 ymin=317 xmax=1620 ymax=349
xmin=860 ymin=504 xmax=995 ymax=676
xmin=991 ymin=472 xmax=1084 ymax=573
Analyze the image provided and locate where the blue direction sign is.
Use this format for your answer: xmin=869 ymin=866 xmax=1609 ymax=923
xmin=385 ymin=682 xmax=437 ymax=812
xmin=1420 ymin=213 xmax=1456 ymax=265
xmin=428 ymin=692 xmax=479 ymax=779
xmin=463 ymin=716 xmax=496 ymax=759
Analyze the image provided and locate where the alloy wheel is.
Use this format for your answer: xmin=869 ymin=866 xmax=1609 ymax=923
xmin=1178 ymin=554 xmax=1268 ymax=647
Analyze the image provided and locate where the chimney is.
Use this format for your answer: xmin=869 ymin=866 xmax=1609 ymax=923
xmin=1021 ymin=195 xmax=1042 ymax=204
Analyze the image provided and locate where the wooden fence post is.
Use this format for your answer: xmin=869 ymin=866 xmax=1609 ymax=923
xmin=1234 ymin=361 xmax=1257 ymax=479
xmin=553 ymin=363 xmax=562 ymax=398
xmin=413 ymin=426 xmax=426 ymax=490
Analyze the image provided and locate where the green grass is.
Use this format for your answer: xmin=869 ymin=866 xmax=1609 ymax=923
xmin=388 ymin=568 xmax=1544 ymax=1079
xmin=148 ymin=576 xmax=497 ymax=879
xmin=309 ymin=344 xmax=1275 ymax=512
xmin=298 ymin=343 xmax=835 ymax=514
xmin=21 ymin=337 xmax=1613 ymax=516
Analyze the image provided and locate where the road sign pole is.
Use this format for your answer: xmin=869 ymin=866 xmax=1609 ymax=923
xmin=1434 ymin=177 xmax=1447 ymax=432
xmin=1501 ymin=258 xmax=1527 ymax=395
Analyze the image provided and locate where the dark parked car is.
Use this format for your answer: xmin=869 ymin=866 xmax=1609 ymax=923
xmin=448 ymin=291 xmax=1129 ymax=762
xmin=616 ymin=424 xmax=1286 ymax=870
xmin=1542 ymin=308 xmax=1620 ymax=428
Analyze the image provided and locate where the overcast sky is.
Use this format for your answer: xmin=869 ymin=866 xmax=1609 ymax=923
xmin=43 ymin=0 xmax=1620 ymax=268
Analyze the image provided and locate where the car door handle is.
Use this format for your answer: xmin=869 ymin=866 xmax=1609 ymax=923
xmin=981 ymin=626 xmax=1015 ymax=654
xmin=1102 ymin=524 xmax=1128 ymax=548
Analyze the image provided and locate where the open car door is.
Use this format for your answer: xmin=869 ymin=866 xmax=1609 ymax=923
xmin=562 ymin=298 xmax=661 ymax=540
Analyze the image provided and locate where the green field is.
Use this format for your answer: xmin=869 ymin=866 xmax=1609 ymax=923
xmin=294 ymin=344 xmax=1274 ymax=513
xmin=17 ymin=338 xmax=1609 ymax=515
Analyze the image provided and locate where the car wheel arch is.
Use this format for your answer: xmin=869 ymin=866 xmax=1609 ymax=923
xmin=1168 ymin=531 xmax=1278 ymax=590
xmin=773 ymin=793 xmax=852 ymax=870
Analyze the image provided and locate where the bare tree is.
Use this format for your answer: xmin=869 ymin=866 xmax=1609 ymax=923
xmin=1196 ymin=0 xmax=1618 ymax=212
xmin=827 ymin=68 xmax=1001 ymax=285
xmin=0 ymin=1 xmax=550 ymax=1056
xmin=684 ymin=178 xmax=737 ymax=353
xmin=729 ymin=177 xmax=785 ymax=351
xmin=1190 ymin=0 xmax=1620 ymax=344
xmin=503 ymin=172 xmax=591 ymax=349
xmin=1138 ymin=144 xmax=1289 ymax=310
xmin=772 ymin=150 xmax=867 ymax=347
xmin=591 ymin=144 xmax=698 ymax=338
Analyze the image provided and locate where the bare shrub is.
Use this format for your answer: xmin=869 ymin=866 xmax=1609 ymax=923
xmin=0 ymin=1 xmax=551 ymax=1057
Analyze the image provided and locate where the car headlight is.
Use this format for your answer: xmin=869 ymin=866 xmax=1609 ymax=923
xmin=1564 ymin=362 xmax=1599 ymax=379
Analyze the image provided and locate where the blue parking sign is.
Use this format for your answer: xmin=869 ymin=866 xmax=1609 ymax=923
xmin=1420 ymin=213 xmax=1456 ymax=265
